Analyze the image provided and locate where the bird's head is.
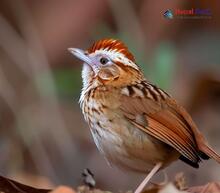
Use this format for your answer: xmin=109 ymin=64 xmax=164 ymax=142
xmin=68 ymin=39 xmax=144 ymax=88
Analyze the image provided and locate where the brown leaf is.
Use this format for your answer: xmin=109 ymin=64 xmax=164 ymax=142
xmin=187 ymin=182 xmax=220 ymax=193
xmin=159 ymin=183 xmax=188 ymax=193
xmin=76 ymin=186 xmax=112 ymax=193
xmin=174 ymin=173 xmax=187 ymax=191
xmin=0 ymin=175 xmax=51 ymax=193
xmin=0 ymin=173 xmax=220 ymax=193
xmin=50 ymin=186 xmax=75 ymax=193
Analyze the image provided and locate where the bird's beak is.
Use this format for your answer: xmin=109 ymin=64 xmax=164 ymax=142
xmin=68 ymin=48 xmax=92 ymax=65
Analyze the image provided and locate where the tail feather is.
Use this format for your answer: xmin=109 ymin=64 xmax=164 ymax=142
xmin=198 ymin=151 xmax=210 ymax=160
xmin=199 ymin=143 xmax=220 ymax=164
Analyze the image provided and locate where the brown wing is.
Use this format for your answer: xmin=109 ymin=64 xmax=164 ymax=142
xmin=120 ymin=82 xmax=201 ymax=165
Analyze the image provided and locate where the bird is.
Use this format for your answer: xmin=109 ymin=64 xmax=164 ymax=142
xmin=68 ymin=38 xmax=220 ymax=193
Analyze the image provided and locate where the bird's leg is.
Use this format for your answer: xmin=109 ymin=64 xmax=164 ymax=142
xmin=134 ymin=162 xmax=162 ymax=193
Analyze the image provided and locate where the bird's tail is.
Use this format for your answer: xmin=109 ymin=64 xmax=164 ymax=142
xmin=199 ymin=143 xmax=220 ymax=164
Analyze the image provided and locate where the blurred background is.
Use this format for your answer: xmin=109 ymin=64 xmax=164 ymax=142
xmin=0 ymin=0 xmax=220 ymax=192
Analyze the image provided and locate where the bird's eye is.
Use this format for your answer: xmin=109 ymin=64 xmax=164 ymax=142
xmin=100 ymin=57 xmax=109 ymax=65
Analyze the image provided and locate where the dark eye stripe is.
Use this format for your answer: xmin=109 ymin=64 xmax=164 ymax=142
xmin=127 ymin=85 xmax=134 ymax=96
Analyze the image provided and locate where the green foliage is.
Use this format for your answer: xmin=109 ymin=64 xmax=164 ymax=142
xmin=36 ymin=69 xmax=82 ymax=100
xmin=149 ymin=41 xmax=176 ymax=89
xmin=53 ymin=68 xmax=82 ymax=99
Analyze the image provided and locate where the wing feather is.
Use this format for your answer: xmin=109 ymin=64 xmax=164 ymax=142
xmin=120 ymin=84 xmax=201 ymax=164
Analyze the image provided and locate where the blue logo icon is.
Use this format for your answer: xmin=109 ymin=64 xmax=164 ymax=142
xmin=164 ymin=10 xmax=173 ymax=19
